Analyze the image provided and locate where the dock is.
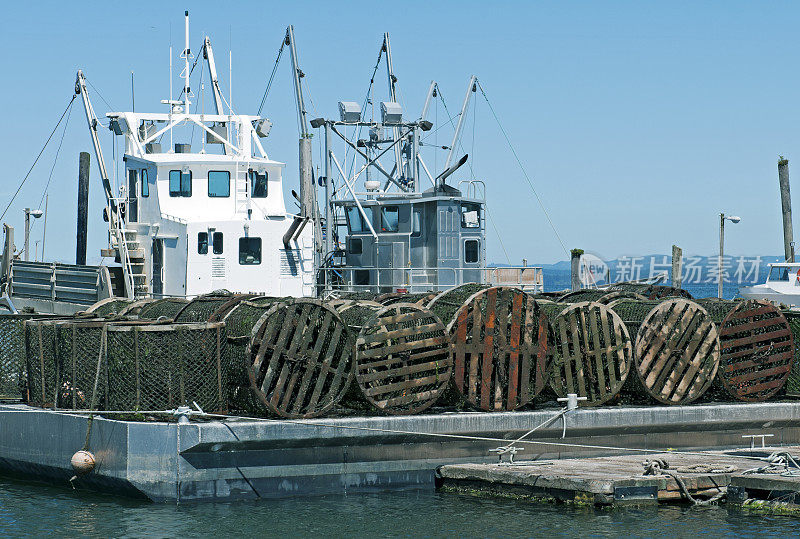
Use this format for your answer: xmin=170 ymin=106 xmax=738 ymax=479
xmin=3 ymin=401 xmax=800 ymax=502
xmin=437 ymin=447 xmax=800 ymax=509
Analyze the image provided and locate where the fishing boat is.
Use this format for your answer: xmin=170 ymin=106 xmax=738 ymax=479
xmin=0 ymin=12 xmax=541 ymax=314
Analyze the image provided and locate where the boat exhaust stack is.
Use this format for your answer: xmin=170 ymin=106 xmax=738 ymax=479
xmin=778 ymin=156 xmax=794 ymax=262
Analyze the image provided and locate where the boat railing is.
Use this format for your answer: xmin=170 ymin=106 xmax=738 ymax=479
xmin=320 ymin=265 xmax=543 ymax=294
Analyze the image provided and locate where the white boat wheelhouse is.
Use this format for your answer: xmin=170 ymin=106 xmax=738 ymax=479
xmin=75 ymin=20 xmax=313 ymax=299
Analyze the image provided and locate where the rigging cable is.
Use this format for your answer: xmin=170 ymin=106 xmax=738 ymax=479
xmin=436 ymin=87 xmax=512 ymax=265
xmin=27 ymin=100 xmax=75 ymax=242
xmin=0 ymin=95 xmax=76 ymax=222
xmin=477 ymin=80 xmax=569 ymax=256
xmin=257 ymin=37 xmax=286 ymax=116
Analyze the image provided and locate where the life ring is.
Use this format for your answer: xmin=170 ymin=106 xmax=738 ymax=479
xmin=795 ymin=268 xmax=800 ymax=283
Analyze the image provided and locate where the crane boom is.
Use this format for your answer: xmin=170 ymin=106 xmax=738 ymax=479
xmin=444 ymin=75 xmax=477 ymax=171
xmin=74 ymin=70 xmax=116 ymax=214
xmin=286 ymin=25 xmax=309 ymax=138
xmin=203 ymin=37 xmax=225 ymax=115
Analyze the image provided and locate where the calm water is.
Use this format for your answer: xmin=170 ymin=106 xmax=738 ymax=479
xmin=1 ymin=477 xmax=799 ymax=538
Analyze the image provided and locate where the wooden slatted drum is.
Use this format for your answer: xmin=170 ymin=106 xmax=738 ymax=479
xmin=354 ymin=303 xmax=452 ymax=415
xmin=635 ymin=298 xmax=720 ymax=405
xmin=449 ymin=287 xmax=550 ymax=411
xmin=717 ymin=300 xmax=794 ymax=401
xmin=550 ymin=302 xmax=632 ymax=406
xmin=247 ymin=299 xmax=354 ymax=418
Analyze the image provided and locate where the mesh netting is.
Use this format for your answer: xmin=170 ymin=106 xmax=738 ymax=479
xmin=137 ymin=298 xmax=190 ymax=320
xmin=173 ymin=293 xmax=250 ymax=323
xmin=85 ymin=298 xmax=133 ymax=317
xmin=223 ymin=298 xmax=286 ymax=414
xmin=24 ymin=319 xmax=61 ymax=407
xmin=427 ymin=283 xmax=489 ymax=328
xmin=781 ymin=311 xmax=800 ymax=396
xmin=694 ymin=299 xmax=741 ymax=323
xmin=106 ymin=322 xmax=227 ymax=412
xmin=608 ymin=283 xmax=693 ymax=300
xmin=556 ymin=289 xmax=613 ymax=303
xmin=0 ymin=314 xmax=60 ymax=400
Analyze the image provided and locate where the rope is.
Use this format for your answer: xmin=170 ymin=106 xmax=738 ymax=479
xmin=742 ymin=451 xmax=800 ymax=477
xmin=0 ymin=95 xmax=76 ymax=222
xmin=476 ymin=80 xmax=569 ymax=255
xmin=642 ymin=458 xmax=727 ymax=505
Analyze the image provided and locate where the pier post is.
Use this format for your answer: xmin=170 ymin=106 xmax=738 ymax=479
xmin=672 ymin=245 xmax=682 ymax=289
xmin=779 ymin=157 xmax=794 ymax=262
xmin=570 ymin=249 xmax=583 ymax=291
xmin=76 ymin=152 xmax=90 ymax=266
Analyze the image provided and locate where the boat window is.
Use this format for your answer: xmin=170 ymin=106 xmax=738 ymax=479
xmin=412 ymin=209 xmax=422 ymax=237
xmin=198 ymin=232 xmax=208 ymax=254
xmin=169 ymin=170 xmax=192 ymax=197
xmin=346 ymin=205 xmax=373 ymax=234
xmin=208 ymin=171 xmax=230 ymax=197
xmin=461 ymin=203 xmax=480 ymax=228
xmin=239 ymin=237 xmax=262 ymax=265
xmin=381 ymin=206 xmax=399 ymax=232
xmin=141 ymin=169 xmax=149 ymax=197
xmin=769 ymin=266 xmax=790 ymax=281
xmin=249 ymin=170 xmax=268 ymax=198
xmin=348 ymin=237 xmax=362 ymax=255
xmin=128 ymin=169 xmax=137 ymax=197
xmin=464 ymin=239 xmax=480 ymax=264
xmin=212 ymin=232 xmax=223 ymax=254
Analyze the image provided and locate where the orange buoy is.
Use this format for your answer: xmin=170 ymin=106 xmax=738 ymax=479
xmin=70 ymin=450 xmax=95 ymax=475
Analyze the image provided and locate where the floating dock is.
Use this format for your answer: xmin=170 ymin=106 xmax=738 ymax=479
xmin=437 ymin=449 xmax=800 ymax=507
xmin=3 ymin=401 xmax=800 ymax=503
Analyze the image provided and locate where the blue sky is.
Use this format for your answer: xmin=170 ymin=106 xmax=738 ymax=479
xmin=1 ymin=1 xmax=799 ymax=265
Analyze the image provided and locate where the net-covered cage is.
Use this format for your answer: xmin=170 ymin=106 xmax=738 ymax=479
xmin=374 ymin=291 xmax=439 ymax=306
xmin=24 ymin=318 xmax=63 ymax=407
xmin=83 ymin=297 xmax=134 ymax=317
xmin=447 ymin=287 xmax=551 ymax=411
xmin=137 ymin=298 xmax=190 ymax=320
xmin=555 ymin=289 xmax=647 ymax=304
xmin=613 ymin=298 xmax=720 ymax=405
xmin=548 ymin=302 xmax=632 ymax=407
xmin=247 ymin=299 xmax=354 ymax=418
xmin=222 ymin=297 xmax=286 ymax=414
xmin=426 ymin=283 xmax=489 ymax=328
xmin=608 ymin=283 xmax=693 ymax=300
xmin=0 ymin=314 xmax=60 ymax=400
xmin=106 ymin=321 xmax=227 ymax=412
xmin=173 ymin=292 xmax=250 ymax=323
xmin=354 ymin=303 xmax=452 ymax=415
xmin=697 ymin=299 xmax=793 ymax=402
xmin=778 ymin=310 xmax=800 ymax=397
xmin=117 ymin=298 xmax=159 ymax=317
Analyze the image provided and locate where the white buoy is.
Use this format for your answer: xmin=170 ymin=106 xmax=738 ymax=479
xmin=70 ymin=450 xmax=96 ymax=475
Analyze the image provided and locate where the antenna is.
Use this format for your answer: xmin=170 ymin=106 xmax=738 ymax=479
xmin=131 ymin=71 xmax=135 ymax=112
xmin=183 ymin=10 xmax=190 ymax=108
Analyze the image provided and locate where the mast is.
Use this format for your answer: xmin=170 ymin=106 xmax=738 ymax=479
xmin=182 ymin=10 xmax=191 ymax=109
xmin=383 ymin=33 xmax=403 ymax=179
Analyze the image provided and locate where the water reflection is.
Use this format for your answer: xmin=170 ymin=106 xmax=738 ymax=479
xmin=0 ymin=477 xmax=798 ymax=538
